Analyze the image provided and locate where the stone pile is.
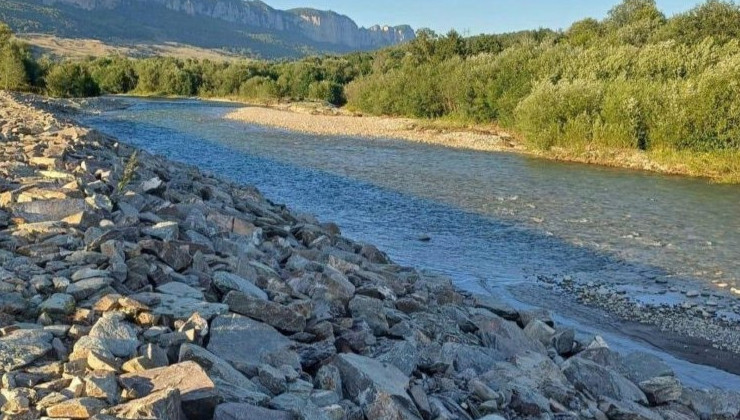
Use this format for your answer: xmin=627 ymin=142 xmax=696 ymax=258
xmin=0 ymin=91 xmax=738 ymax=420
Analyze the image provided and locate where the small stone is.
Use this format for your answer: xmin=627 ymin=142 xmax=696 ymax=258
xmin=143 ymin=222 xmax=179 ymax=241
xmin=141 ymin=177 xmax=165 ymax=194
xmin=67 ymin=277 xmax=113 ymax=301
xmin=213 ymin=271 xmax=267 ymax=301
xmin=258 ymin=364 xmax=287 ymax=395
xmin=87 ymin=351 xmax=122 ymax=372
xmin=86 ymin=194 xmax=113 ymax=212
xmin=39 ymin=293 xmax=76 ymax=316
xmin=639 ymin=376 xmax=682 ymax=405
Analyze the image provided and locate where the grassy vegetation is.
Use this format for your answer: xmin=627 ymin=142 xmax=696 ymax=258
xmin=2 ymin=0 xmax=740 ymax=182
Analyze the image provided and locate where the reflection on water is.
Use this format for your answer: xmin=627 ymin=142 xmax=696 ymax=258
xmin=82 ymin=99 xmax=740 ymax=296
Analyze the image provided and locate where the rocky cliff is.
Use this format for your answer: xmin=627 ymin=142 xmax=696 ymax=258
xmin=40 ymin=0 xmax=415 ymax=49
xmin=0 ymin=91 xmax=738 ymax=419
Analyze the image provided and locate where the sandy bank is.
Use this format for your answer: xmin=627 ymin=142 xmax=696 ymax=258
xmin=225 ymin=104 xmax=740 ymax=183
xmin=225 ymin=104 xmax=522 ymax=153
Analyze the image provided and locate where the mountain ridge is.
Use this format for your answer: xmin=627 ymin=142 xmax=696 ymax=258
xmin=0 ymin=0 xmax=415 ymax=58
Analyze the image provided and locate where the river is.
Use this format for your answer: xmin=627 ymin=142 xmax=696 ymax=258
xmin=80 ymin=97 xmax=740 ymax=390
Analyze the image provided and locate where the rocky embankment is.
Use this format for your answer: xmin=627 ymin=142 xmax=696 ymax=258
xmin=0 ymin=91 xmax=738 ymax=420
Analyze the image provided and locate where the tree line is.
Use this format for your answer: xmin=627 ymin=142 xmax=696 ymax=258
xmin=2 ymin=0 xmax=740 ymax=154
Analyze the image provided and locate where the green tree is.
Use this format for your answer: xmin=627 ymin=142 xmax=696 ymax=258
xmin=661 ymin=0 xmax=740 ymax=44
xmin=606 ymin=0 xmax=665 ymax=27
xmin=566 ymin=18 xmax=604 ymax=46
xmin=0 ymin=43 xmax=28 ymax=90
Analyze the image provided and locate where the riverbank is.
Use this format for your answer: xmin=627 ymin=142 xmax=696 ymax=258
xmin=225 ymin=103 xmax=740 ymax=184
xmin=3 ymin=91 xmax=740 ymax=418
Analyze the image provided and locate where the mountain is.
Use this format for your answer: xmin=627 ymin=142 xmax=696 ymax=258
xmin=0 ymin=0 xmax=415 ymax=58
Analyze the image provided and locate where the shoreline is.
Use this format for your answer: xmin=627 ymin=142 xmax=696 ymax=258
xmin=2 ymin=91 xmax=739 ymax=418
xmin=224 ymin=102 xmax=740 ymax=183
xmin=58 ymin=93 xmax=740 ymax=378
xmin=33 ymin=93 xmax=740 ymax=374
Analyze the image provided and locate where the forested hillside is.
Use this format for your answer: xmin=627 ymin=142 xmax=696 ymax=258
xmin=0 ymin=0 xmax=414 ymax=59
xmin=2 ymin=0 xmax=740 ymax=179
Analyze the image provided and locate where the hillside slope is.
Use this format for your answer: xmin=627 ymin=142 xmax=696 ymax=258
xmin=0 ymin=0 xmax=415 ymax=58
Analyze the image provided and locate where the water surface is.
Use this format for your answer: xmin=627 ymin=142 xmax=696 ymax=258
xmin=81 ymin=98 xmax=740 ymax=389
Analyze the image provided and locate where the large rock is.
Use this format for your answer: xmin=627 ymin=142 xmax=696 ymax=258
xmin=66 ymin=277 xmax=113 ymax=301
xmin=599 ymin=397 xmax=664 ymax=420
xmin=46 ymin=397 xmax=107 ymax=419
xmin=562 ymin=357 xmax=647 ymax=404
xmin=207 ymin=314 xmax=298 ymax=376
xmin=109 ymin=387 xmax=184 ymax=420
xmin=213 ymin=271 xmax=267 ymax=300
xmin=119 ymin=361 xmax=218 ymax=419
xmin=682 ymin=388 xmax=740 ymax=420
xmin=479 ymin=352 xmax=575 ymax=408
xmin=473 ymin=294 xmax=519 ymax=321
xmin=224 ymin=291 xmax=306 ymax=333
xmin=86 ymin=312 xmax=139 ymax=358
xmin=621 ymin=352 xmax=675 ymax=384
xmin=349 ymin=295 xmax=388 ymax=335
xmin=473 ymin=312 xmax=547 ymax=359
xmin=11 ymin=198 xmax=86 ymax=223
xmin=152 ymin=294 xmax=229 ymax=320
xmin=39 ymin=293 xmax=76 ymax=315
xmin=214 ymin=403 xmax=293 ymax=420
xmin=143 ymin=221 xmax=179 ymax=241
xmin=440 ymin=342 xmax=503 ymax=374
xmin=639 ymin=376 xmax=682 ymax=406
xmin=332 ymin=353 xmax=421 ymax=420
xmin=0 ymin=329 xmax=53 ymax=371
xmin=179 ymin=343 xmax=270 ymax=404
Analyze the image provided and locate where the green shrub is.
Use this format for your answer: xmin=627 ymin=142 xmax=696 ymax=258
xmin=0 ymin=42 xmax=28 ymax=90
xmin=307 ymin=80 xmax=344 ymax=105
xmin=92 ymin=57 xmax=137 ymax=94
xmin=238 ymin=76 xmax=278 ymax=101
xmin=515 ymin=79 xmax=604 ymax=149
xmin=45 ymin=61 xmax=100 ymax=98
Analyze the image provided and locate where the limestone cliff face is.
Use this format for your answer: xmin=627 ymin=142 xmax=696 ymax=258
xmin=42 ymin=0 xmax=415 ymax=48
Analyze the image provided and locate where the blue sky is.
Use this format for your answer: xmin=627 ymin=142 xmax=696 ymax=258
xmin=267 ymin=0 xmax=703 ymax=34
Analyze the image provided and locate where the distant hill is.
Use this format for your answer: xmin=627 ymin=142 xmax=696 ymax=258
xmin=0 ymin=0 xmax=415 ymax=59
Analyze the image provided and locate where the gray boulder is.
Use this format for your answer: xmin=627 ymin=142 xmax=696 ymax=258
xmin=213 ymin=271 xmax=267 ymax=301
xmin=119 ymin=361 xmax=218 ymax=419
xmin=214 ymin=403 xmax=294 ymax=420
xmin=332 ymin=353 xmax=421 ymax=420
xmin=86 ymin=312 xmax=139 ymax=358
xmin=109 ymin=388 xmax=184 ymax=420
xmin=682 ymin=388 xmax=740 ymax=420
xmin=224 ymin=291 xmax=306 ymax=333
xmin=179 ymin=343 xmax=270 ymax=404
xmin=0 ymin=329 xmax=53 ymax=371
xmin=208 ymin=314 xmax=298 ymax=377
xmin=639 ymin=376 xmax=682 ymax=406
xmin=562 ymin=357 xmax=647 ymax=404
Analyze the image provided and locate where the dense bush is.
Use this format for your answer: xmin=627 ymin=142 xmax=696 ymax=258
xmin=343 ymin=0 xmax=740 ymax=154
xmin=3 ymin=0 xmax=740 ymax=156
xmin=45 ymin=61 xmax=100 ymax=97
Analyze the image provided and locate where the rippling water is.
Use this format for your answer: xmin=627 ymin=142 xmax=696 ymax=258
xmin=80 ymin=98 xmax=740 ymax=389
xmin=83 ymin=98 xmax=740 ymax=293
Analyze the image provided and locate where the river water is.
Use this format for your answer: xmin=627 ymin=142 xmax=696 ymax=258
xmin=81 ymin=98 xmax=740 ymax=389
